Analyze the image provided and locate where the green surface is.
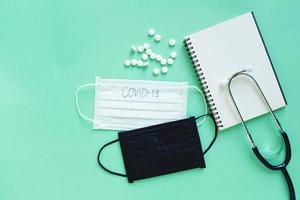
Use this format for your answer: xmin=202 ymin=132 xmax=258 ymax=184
xmin=0 ymin=0 xmax=299 ymax=199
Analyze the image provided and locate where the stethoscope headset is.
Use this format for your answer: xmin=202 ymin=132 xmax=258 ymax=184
xmin=223 ymin=68 xmax=295 ymax=200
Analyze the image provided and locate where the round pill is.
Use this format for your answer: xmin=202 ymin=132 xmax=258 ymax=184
xmin=146 ymin=48 xmax=152 ymax=55
xmin=137 ymin=46 xmax=144 ymax=53
xmin=156 ymin=55 xmax=162 ymax=61
xmin=143 ymin=62 xmax=149 ymax=67
xmin=124 ymin=59 xmax=131 ymax=67
xmin=131 ymin=45 xmax=137 ymax=52
xmin=169 ymin=39 xmax=176 ymax=46
xmin=167 ymin=58 xmax=174 ymax=65
xmin=150 ymin=53 xmax=156 ymax=60
xmin=170 ymin=51 xmax=177 ymax=59
xmin=153 ymin=67 xmax=160 ymax=75
xmin=160 ymin=58 xmax=167 ymax=66
xmin=154 ymin=34 xmax=162 ymax=42
xmin=131 ymin=59 xmax=138 ymax=66
xmin=137 ymin=60 xmax=144 ymax=67
xmin=142 ymin=53 xmax=148 ymax=61
xmin=143 ymin=43 xmax=150 ymax=49
xmin=148 ymin=28 xmax=156 ymax=36
xmin=161 ymin=66 xmax=169 ymax=74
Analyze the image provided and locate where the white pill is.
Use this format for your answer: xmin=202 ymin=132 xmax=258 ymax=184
xmin=143 ymin=43 xmax=150 ymax=49
xmin=142 ymin=53 xmax=148 ymax=61
xmin=160 ymin=58 xmax=167 ymax=66
xmin=154 ymin=34 xmax=162 ymax=42
xmin=143 ymin=62 xmax=149 ymax=67
xmin=131 ymin=59 xmax=138 ymax=66
xmin=137 ymin=46 xmax=144 ymax=53
xmin=124 ymin=59 xmax=131 ymax=67
xmin=170 ymin=51 xmax=177 ymax=59
xmin=153 ymin=67 xmax=160 ymax=75
xmin=148 ymin=28 xmax=156 ymax=36
xmin=131 ymin=45 xmax=137 ymax=52
xmin=167 ymin=58 xmax=174 ymax=65
xmin=146 ymin=48 xmax=152 ymax=55
xmin=137 ymin=60 xmax=144 ymax=67
xmin=169 ymin=39 xmax=176 ymax=46
xmin=156 ymin=55 xmax=162 ymax=61
xmin=150 ymin=53 xmax=156 ymax=60
xmin=161 ymin=66 xmax=169 ymax=74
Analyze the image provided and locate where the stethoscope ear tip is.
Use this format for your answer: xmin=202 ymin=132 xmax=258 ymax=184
xmin=220 ymin=79 xmax=229 ymax=88
xmin=245 ymin=66 xmax=253 ymax=72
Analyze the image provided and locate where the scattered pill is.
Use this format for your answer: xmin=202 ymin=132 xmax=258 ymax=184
xmin=146 ymin=48 xmax=152 ymax=55
xmin=143 ymin=62 xmax=149 ymax=67
xmin=170 ymin=51 xmax=177 ymax=59
xmin=131 ymin=59 xmax=138 ymax=66
xmin=150 ymin=53 xmax=156 ymax=60
xmin=154 ymin=34 xmax=162 ymax=42
xmin=153 ymin=67 xmax=160 ymax=75
xmin=124 ymin=59 xmax=131 ymax=67
xmin=167 ymin=58 xmax=174 ymax=65
xmin=137 ymin=46 xmax=144 ymax=53
xmin=142 ymin=53 xmax=148 ymax=61
xmin=160 ymin=58 xmax=167 ymax=66
xmin=161 ymin=66 xmax=169 ymax=74
xmin=156 ymin=55 xmax=162 ymax=61
xmin=169 ymin=39 xmax=176 ymax=46
xmin=137 ymin=60 xmax=144 ymax=67
xmin=148 ymin=28 xmax=156 ymax=36
xmin=131 ymin=45 xmax=137 ymax=52
xmin=143 ymin=43 xmax=150 ymax=49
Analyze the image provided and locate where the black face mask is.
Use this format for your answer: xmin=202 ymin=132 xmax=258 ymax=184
xmin=97 ymin=113 xmax=217 ymax=183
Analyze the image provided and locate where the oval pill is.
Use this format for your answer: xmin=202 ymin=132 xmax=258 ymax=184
xmin=143 ymin=43 xmax=150 ymax=49
xmin=169 ymin=39 xmax=176 ymax=46
xmin=160 ymin=58 xmax=167 ymax=65
xmin=170 ymin=51 xmax=177 ymax=59
xmin=154 ymin=34 xmax=162 ymax=42
xmin=161 ymin=66 xmax=169 ymax=74
xmin=137 ymin=46 xmax=144 ymax=53
xmin=131 ymin=59 xmax=138 ymax=66
xmin=131 ymin=45 xmax=137 ymax=52
xmin=142 ymin=53 xmax=148 ymax=61
xmin=156 ymin=55 xmax=162 ymax=61
xmin=124 ymin=59 xmax=131 ymax=67
xmin=148 ymin=28 xmax=156 ymax=36
xmin=167 ymin=58 xmax=174 ymax=65
xmin=150 ymin=53 xmax=156 ymax=60
xmin=137 ymin=60 xmax=144 ymax=67
xmin=153 ymin=67 xmax=160 ymax=75
xmin=143 ymin=62 xmax=149 ymax=67
xmin=146 ymin=49 xmax=152 ymax=55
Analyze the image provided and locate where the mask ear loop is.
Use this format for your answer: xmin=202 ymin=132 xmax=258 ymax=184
xmin=97 ymin=139 xmax=127 ymax=177
xmin=75 ymin=83 xmax=97 ymax=123
xmin=187 ymin=85 xmax=208 ymax=126
xmin=196 ymin=113 xmax=218 ymax=155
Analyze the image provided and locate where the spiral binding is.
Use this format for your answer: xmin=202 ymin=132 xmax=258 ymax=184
xmin=184 ymin=37 xmax=223 ymax=128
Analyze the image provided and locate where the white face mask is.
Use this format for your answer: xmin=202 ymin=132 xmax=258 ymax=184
xmin=75 ymin=77 xmax=207 ymax=131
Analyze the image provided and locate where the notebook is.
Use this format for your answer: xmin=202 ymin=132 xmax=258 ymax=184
xmin=184 ymin=12 xmax=287 ymax=130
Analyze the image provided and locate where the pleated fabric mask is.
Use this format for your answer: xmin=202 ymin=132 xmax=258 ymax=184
xmin=75 ymin=77 xmax=207 ymax=131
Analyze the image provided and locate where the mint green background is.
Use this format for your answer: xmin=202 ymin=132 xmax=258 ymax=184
xmin=0 ymin=0 xmax=299 ymax=199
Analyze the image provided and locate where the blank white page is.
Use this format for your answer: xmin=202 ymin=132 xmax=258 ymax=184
xmin=187 ymin=12 xmax=287 ymax=130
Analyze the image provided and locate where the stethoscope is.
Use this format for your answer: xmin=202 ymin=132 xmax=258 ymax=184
xmin=223 ymin=68 xmax=296 ymax=200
